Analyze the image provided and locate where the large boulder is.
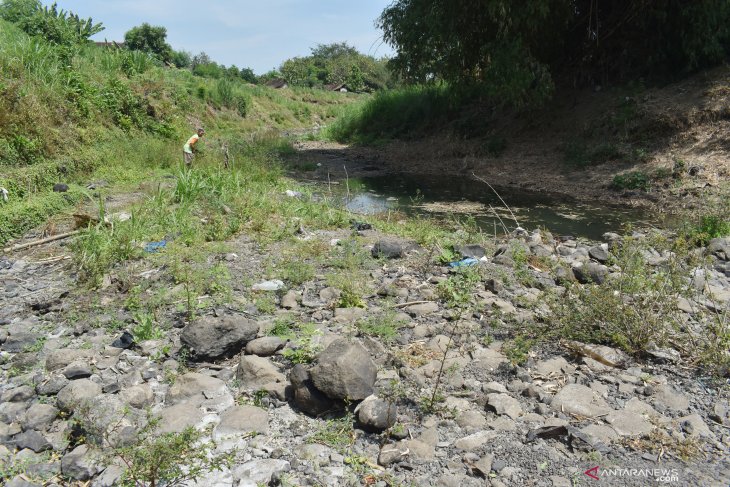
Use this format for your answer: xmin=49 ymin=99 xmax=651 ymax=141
xmin=289 ymin=364 xmax=333 ymax=416
xmin=181 ymin=315 xmax=259 ymax=360
xmin=309 ymin=339 xmax=376 ymax=401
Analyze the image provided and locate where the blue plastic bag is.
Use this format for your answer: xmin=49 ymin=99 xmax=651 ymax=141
xmin=449 ymin=258 xmax=479 ymax=267
xmin=144 ymin=240 xmax=168 ymax=253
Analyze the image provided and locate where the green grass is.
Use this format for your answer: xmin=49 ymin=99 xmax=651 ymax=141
xmin=0 ymin=17 xmax=360 ymax=246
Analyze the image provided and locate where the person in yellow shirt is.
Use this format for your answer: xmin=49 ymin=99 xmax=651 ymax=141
xmin=183 ymin=128 xmax=205 ymax=166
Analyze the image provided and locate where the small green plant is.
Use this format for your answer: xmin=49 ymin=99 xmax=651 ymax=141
xmin=503 ymin=335 xmax=535 ymax=365
xmin=281 ymin=323 xmax=322 ymax=364
xmin=268 ymin=315 xmax=296 ymax=338
xmin=308 ymin=413 xmax=354 ymax=452
xmin=356 ymin=309 xmax=403 ymax=343
xmin=278 ymin=260 xmax=315 ymax=286
xmin=254 ymin=295 xmax=277 ymax=315
xmin=132 ymin=311 xmax=165 ymax=341
xmin=612 ymin=171 xmax=649 ymax=191
xmin=686 ymin=214 xmax=730 ymax=246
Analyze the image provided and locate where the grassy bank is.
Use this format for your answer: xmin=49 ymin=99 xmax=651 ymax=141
xmin=0 ymin=18 xmax=358 ymax=245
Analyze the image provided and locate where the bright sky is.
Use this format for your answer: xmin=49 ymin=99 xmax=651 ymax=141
xmin=54 ymin=1 xmax=395 ymax=74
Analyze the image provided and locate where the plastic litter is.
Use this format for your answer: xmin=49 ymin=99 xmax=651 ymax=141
xmin=285 ymin=190 xmax=303 ymax=198
xmin=252 ymin=280 xmax=285 ymax=291
xmin=111 ymin=331 xmax=135 ymax=349
xmin=449 ymin=258 xmax=480 ymax=268
xmin=144 ymin=240 xmax=168 ymax=253
xmin=350 ymin=220 xmax=372 ymax=231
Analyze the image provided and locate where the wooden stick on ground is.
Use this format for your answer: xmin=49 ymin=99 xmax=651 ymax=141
xmin=2 ymin=231 xmax=80 ymax=254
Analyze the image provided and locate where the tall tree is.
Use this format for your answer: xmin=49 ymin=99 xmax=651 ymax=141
xmin=124 ymin=23 xmax=172 ymax=63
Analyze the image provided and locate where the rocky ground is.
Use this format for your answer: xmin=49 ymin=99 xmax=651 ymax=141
xmin=1 ymin=208 xmax=730 ymax=486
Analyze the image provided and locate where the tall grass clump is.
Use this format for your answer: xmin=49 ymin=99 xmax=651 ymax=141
xmin=326 ymin=85 xmax=460 ymax=143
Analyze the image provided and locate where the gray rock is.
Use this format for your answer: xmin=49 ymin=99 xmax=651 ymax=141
xmin=56 ymin=379 xmax=101 ymax=412
xmin=22 ymin=404 xmax=58 ymax=432
xmin=289 ymin=364 xmax=333 ymax=416
xmin=679 ymin=414 xmax=713 ymax=438
xmin=653 ymin=385 xmax=690 ymax=412
xmin=119 ymin=384 xmax=155 ymax=409
xmin=61 ymin=444 xmax=101 ymax=481
xmin=63 ymin=362 xmax=93 ymax=379
xmin=604 ymin=409 xmax=653 ymax=437
xmin=1 ymin=386 xmax=34 ymax=402
xmin=309 ymin=339 xmax=377 ymax=401
xmin=13 ymin=430 xmax=52 ymax=452
xmin=551 ymin=384 xmax=610 ymax=417
xmin=232 ymin=459 xmax=290 ymax=487
xmin=281 ymin=291 xmax=299 ymax=309
xmin=245 ymin=337 xmax=285 ymax=356
xmin=214 ymin=405 xmax=269 ymax=439
xmin=378 ymin=443 xmax=410 ymax=466
xmin=2 ymin=331 xmax=39 ymax=353
xmin=405 ymin=302 xmax=439 ymax=316
xmin=181 ymin=316 xmax=259 ymax=360
xmin=166 ymin=372 xmax=227 ymax=406
xmin=156 ymin=403 xmax=204 ymax=434
xmin=237 ymin=355 xmax=287 ymax=390
xmin=472 ymin=454 xmax=493 ymax=477
xmin=456 ymin=410 xmax=488 ymax=429
xmin=486 ymin=393 xmax=522 ymax=419
xmin=356 ymin=395 xmax=397 ymax=432
xmin=708 ymin=237 xmax=730 ymax=261
xmin=36 ymin=375 xmax=69 ymax=395
xmin=45 ymin=349 xmax=93 ymax=372
xmin=454 ymin=430 xmax=498 ymax=451
xmin=6 ymin=476 xmax=42 ymax=487
xmin=588 ymin=245 xmax=610 ymax=263
xmin=572 ymin=262 xmax=608 ymax=284
xmin=372 ymin=239 xmax=406 ymax=259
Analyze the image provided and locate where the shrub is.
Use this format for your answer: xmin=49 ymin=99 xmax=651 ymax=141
xmin=612 ymin=171 xmax=650 ymax=191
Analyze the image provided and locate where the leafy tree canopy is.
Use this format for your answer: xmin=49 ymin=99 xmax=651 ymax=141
xmin=378 ymin=0 xmax=730 ymax=105
xmin=280 ymin=42 xmax=393 ymax=92
xmin=124 ymin=23 xmax=172 ymax=63
xmin=0 ymin=0 xmax=104 ymax=46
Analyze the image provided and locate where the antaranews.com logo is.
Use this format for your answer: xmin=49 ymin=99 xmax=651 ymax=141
xmin=584 ymin=466 xmax=680 ymax=483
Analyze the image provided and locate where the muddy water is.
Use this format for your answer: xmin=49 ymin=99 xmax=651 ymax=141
xmin=343 ymin=174 xmax=659 ymax=240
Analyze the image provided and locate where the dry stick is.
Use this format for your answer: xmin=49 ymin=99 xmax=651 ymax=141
xmin=487 ymin=203 xmax=510 ymax=234
xmin=472 ymin=173 xmax=520 ymax=228
xmin=393 ymin=300 xmax=432 ymax=309
xmin=429 ymin=313 xmax=462 ymax=409
xmin=2 ymin=231 xmax=80 ymax=253
xmin=343 ymin=165 xmax=350 ymax=203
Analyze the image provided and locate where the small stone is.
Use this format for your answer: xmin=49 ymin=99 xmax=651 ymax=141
xmin=61 ymin=444 xmax=101 ymax=480
xmin=456 ymin=410 xmax=488 ymax=429
xmin=156 ymin=403 xmax=204 ymax=434
xmin=53 ymin=183 xmax=69 ymax=192
xmin=214 ymin=405 xmax=269 ymax=439
xmin=120 ymin=384 xmax=155 ymax=409
xmin=653 ymin=385 xmax=690 ymax=412
xmin=454 ymin=430 xmax=497 ymax=451
xmin=572 ymin=262 xmax=608 ymax=284
xmin=166 ymin=372 xmax=227 ymax=407
xmin=232 ymin=459 xmax=290 ymax=486
xmin=604 ymin=410 xmax=653 ymax=437
xmin=679 ymin=414 xmax=713 ymax=438
xmin=14 ymin=430 xmax=52 ymax=452
xmin=56 ymin=379 xmax=101 ymax=412
xmin=63 ymin=362 xmax=93 ymax=379
xmin=372 ymin=239 xmax=406 ymax=259
xmin=281 ymin=291 xmax=299 ymax=309
xmin=405 ymin=302 xmax=439 ymax=316
xmin=237 ymin=355 xmax=287 ymax=390
xmin=22 ymin=404 xmax=58 ymax=432
xmin=245 ymin=337 xmax=285 ymax=356
xmin=356 ymin=395 xmax=397 ymax=432
xmin=486 ymin=393 xmax=522 ymax=419
xmin=551 ymin=384 xmax=610 ymax=417
xmin=289 ymin=365 xmax=333 ymax=416
xmin=1 ymin=386 xmax=34 ymax=402
xmin=588 ymin=245 xmax=610 ymax=263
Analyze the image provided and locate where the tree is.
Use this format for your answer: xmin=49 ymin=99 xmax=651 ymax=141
xmin=239 ymin=67 xmax=257 ymax=84
xmin=124 ymin=23 xmax=172 ymax=63
xmin=171 ymin=49 xmax=192 ymax=69
xmin=0 ymin=0 xmax=41 ymax=23
xmin=378 ymin=0 xmax=730 ymax=103
xmin=1 ymin=1 xmax=105 ymax=46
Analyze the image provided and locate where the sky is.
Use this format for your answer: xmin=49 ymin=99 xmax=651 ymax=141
xmin=53 ymin=1 xmax=395 ymax=74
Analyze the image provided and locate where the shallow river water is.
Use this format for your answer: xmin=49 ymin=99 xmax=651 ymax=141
xmin=342 ymin=174 xmax=659 ymax=240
